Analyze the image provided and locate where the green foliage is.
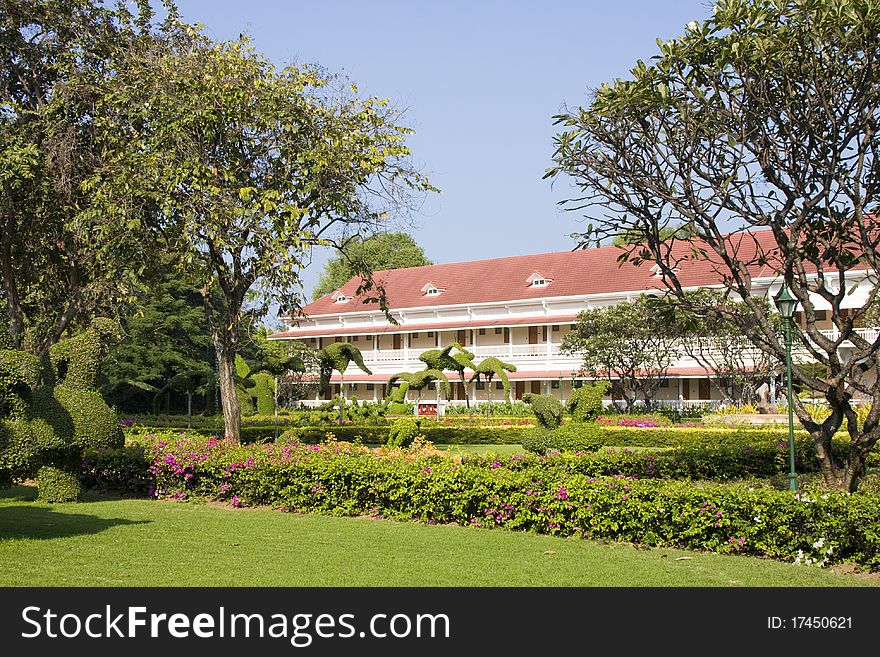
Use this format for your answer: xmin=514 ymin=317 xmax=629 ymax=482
xmin=312 ymin=232 xmax=432 ymax=300
xmin=318 ymin=343 xmax=372 ymax=396
xmin=140 ymin=434 xmax=880 ymax=568
xmin=251 ymin=373 xmax=275 ymax=416
xmin=387 ymin=368 xmax=450 ymax=403
xmin=47 ymin=318 xmax=120 ymax=390
xmin=91 ymin=22 xmax=434 ymax=442
xmin=385 ymin=376 xmax=412 ymax=415
xmin=276 ymin=424 xmax=531 ymax=445
xmin=0 ymin=350 xmax=40 ymax=418
xmin=562 ymin=297 xmax=678 ymax=410
xmin=522 ymin=393 xmax=564 ymax=429
xmin=387 ymin=418 xmax=421 ymax=448
xmin=33 ymin=386 xmax=123 ymax=451
xmin=36 ymin=464 xmax=82 ymax=503
xmin=469 ymin=357 xmax=516 ymax=403
xmin=443 ymin=402 xmax=533 ymax=417
xmin=519 ymin=424 xmax=880 ymax=473
xmin=0 ymin=319 xmax=122 ymax=499
xmin=548 ymin=0 xmax=880 ymax=489
xmin=521 ymin=424 xmax=603 ymax=455
xmin=567 ymin=382 xmax=609 ymax=422
xmin=81 ymin=446 xmax=153 ymax=496
xmin=0 ymin=0 xmax=169 ymax=354
xmin=104 ymin=267 xmax=215 ymax=414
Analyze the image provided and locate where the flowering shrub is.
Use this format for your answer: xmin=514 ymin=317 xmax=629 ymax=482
xmin=114 ymin=432 xmax=880 ymax=569
xmin=599 ymin=416 xmax=662 ymax=428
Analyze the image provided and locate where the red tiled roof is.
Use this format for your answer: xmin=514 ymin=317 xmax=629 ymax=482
xmin=297 ymin=230 xmax=790 ymax=318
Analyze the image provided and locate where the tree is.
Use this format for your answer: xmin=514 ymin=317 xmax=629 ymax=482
xmin=611 ymin=224 xmax=694 ymax=246
xmin=254 ymin=335 xmax=314 ymax=440
xmin=469 ymin=357 xmax=516 ymax=413
xmin=549 ymin=0 xmax=880 ymax=490
xmin=386 ymin=369 xmax=451 ymax=405
xmin=317 ymin=342 xmax=372 ymax=424
xmin=420 ymin=342 xmax=476 ymax=407
xmin=93 ymin=26 xmax=433 ymax=444
xmin=0 ymin=0 xmax=167 ymax=355
xmin=654 ymin=290 xmax=779 ymax=404
xmin=102 ymin=267 xmax=214 ymax=414
xmin=312 ymin=232 xmax=432 ymax=300
xmin=154 ymin=369 xmax=213 ymax=429
xmin=561 ymin=297 xmax=679 ymax=411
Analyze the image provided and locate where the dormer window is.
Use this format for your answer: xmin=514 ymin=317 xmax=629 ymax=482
xmin=421 ymin=282 xmax=444 ymax=297
xmin=331 ymin=290 xmax=352 ymax=304
xmin=526 ymin=272 xmax=552 ymax=288
xmin=649 ymin=264 xmax=679 ymax=277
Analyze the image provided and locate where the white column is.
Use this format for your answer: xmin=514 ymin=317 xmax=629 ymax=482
xmin=545 ymin=325 xmax=551 ymax=364
xmin=436 ymin=331 xmax=441 ymax=348
xmin=508 ymin=328 xmax=513 ymax=359
xmin=404 ymin=332 xmax=409 ymax=364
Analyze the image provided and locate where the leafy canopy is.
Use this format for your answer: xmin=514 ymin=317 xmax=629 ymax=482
xmin=313 ymin=232 xmax=432 ymax=300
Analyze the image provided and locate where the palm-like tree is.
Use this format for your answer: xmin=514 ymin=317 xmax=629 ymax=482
xmin=255 ymin=351 xmax=308 ymax=440
xmin=469 ymin=357 xmax=517 ymax=416
xmin=317 ymin=342 xmax=372 ymax=424
xmin=387 ymin=369 xmax=451 ymax=405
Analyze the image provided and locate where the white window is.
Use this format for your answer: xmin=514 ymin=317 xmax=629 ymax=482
xmin=526 ymin=272 xmax=553 ymax=287
xmin=421 ymin=281 xmax=444 ymax=296
xmin=331 ymin=290 xmax=351 ymax=303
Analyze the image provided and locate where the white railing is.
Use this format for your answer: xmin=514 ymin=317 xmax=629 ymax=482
xmin=365 ymin=350 xmax=406 ymax=363
xmin=816 ymin=327 xmax=879 ymax=344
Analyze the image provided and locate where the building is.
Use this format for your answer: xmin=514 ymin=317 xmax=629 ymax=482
xmin=269 ymin=231 xmax=877 ymax=408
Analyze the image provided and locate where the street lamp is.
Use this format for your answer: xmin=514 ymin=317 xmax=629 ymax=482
xmin=774 ymin=285 xmax=799 ymax=492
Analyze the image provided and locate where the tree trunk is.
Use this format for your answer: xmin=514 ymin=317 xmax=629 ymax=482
xmin=186 ymin=391 xmax=192 ymax=429
xmin=216 ymin=345 xmax=241 ymax=445
xmin=273 ymin=377 xmax=279 ymax=441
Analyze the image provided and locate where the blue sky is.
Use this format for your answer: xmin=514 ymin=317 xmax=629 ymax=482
xmin=173 ymin=0 xmax=713 ymax=301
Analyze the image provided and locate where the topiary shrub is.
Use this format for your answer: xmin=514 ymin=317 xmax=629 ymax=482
xmin=522 ymin=393 xmax=564 ymax=429
xmin=251 ymin=372 xmax=275 ymax=416
xmin=386 ymin=380 xmax=412 ymax=415
xmin=37 ymin=459 xmax=83 ymax=503
xmin=0 ymin=318 xmax=123 ymax=501
xmin=387 ymin=417 xmax=420 ymax=448
xmin=567 ymin=381 xmax=609 ymax=422
xmin=521 ymin=422 xmax=603 ymax=454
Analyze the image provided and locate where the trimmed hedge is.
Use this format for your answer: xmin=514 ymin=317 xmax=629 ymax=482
xmin=136 ymin=435 xmax=880 ymax=569
xmin=37 ymin=462 xmax=82 ymax=502
xmin=523 ymin=422 xmax=852 ymax=451
xmin=82 ymin=446 xmax=153 ymax=496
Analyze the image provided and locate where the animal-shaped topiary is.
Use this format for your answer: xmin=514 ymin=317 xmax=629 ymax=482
xmin=384 ymin=374 xmax=412 ymax=415
xmin=0 ymin=318 xmax=124 ymax=501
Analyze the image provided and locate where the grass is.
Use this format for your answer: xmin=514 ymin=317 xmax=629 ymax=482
xmin=0 ymin=486 xmax=874 ymax=587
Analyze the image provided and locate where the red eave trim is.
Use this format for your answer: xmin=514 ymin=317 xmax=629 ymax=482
xmin=268 ymin=314 xmax=579 ymax=340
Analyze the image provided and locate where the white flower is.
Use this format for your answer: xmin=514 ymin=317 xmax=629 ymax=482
xmin=753 ymin=516 xmax=761 ymax=523
xmin=687 ymin=21 xmax=699 ymax=32
xmin=813 ymin=537 xmax=825 ymax=549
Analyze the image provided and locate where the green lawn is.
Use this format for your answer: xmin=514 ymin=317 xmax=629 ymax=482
xmin=0 ymin=486 xmax=873 ymax=587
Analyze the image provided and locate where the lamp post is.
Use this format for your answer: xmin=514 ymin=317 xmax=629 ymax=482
xmin=774 ymin=285 xmax=799 ymax=493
